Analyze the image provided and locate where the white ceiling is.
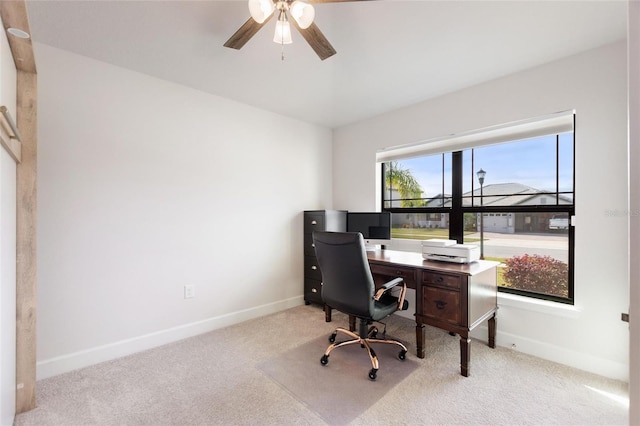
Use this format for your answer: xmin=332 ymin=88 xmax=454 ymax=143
xmin=25 ymin=0 xmax=627 ymax=128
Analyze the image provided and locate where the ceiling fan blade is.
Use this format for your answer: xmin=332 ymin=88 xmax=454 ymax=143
xmin=290 ymin=21 xmax=336 ymax=60
xmin=310 ymin=0 xmax=371 ymax=3
xmin=223 ymin=16 xmax=273 ymax=50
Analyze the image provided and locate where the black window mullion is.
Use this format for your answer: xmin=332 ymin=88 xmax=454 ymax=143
xmin=471 ymin=149 xmax=475 ymax=206
xmin=441 ymin=153 xmax=445 ymax=207
xmin=556 ymin=134 xmax=560 ymax=205
xmin=450 ymin=151 xmax=463 ymax=243
xmin=381 ymin=162 xmax=387 ymax=208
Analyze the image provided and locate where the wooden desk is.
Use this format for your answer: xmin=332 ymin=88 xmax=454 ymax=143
xmin=366 ymin=249 xmax=499 ymax=377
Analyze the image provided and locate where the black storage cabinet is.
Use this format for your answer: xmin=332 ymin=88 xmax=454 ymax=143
xmin=303 ymin=210 xmax=347 ymax=305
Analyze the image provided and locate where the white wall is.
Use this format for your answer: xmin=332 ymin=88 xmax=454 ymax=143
xmin=0 ymin=18 xmax=17 ymax=426
xmin=0 ymin=148 xmax=16 ymax=426
xmin=35 ymin=44 xmax=334 ymax=378
xmin=333 ymin=41 xmax=629 ymax=381
xmin=628 ymin=0 xmax=639 ymax=422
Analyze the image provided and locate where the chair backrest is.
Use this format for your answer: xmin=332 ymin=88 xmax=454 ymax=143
xmin=312 ymin=231 xmax=375 ymax=318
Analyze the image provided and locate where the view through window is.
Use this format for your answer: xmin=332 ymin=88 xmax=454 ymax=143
xmin=382 ymin=131 xmax=574 ymax=303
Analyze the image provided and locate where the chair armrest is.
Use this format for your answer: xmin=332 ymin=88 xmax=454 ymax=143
xmin=374 ymin=277 xmax=408 ymax=311
xmin=374 ymin=277 xmax=404 ymax=301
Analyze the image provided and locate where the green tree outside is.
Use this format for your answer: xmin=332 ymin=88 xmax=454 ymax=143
xmin=384 ymin=161 xmax=425 ymax=207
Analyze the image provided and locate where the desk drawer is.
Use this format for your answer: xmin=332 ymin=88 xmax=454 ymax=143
xmin=421 ymin=286 xmax=460 ymax=325
xmin=305 ymin=255 xmax=322 ymax=280
xmin=370 ymin=263 xmax=417 ymax=288
xmin=422 ymin=271 xmax=461 ymax=290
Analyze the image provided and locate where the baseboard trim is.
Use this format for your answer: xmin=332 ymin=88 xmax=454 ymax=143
xmin=37 ymin=297 xmax=629 ymax=383
xmin=37 ymin=296 xmax=304 ymax=380
xmin=472 ymin=326 xmax=628 ymax=382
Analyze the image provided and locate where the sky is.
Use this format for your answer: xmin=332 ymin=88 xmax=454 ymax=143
xmin=393 ymin=133 xmax=573 ymax=199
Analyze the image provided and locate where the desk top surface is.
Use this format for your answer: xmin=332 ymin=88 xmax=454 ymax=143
xmin=366 ymin=249 xmax=499 ymax=276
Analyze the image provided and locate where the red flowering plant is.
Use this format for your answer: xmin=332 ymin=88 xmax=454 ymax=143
xmin=502 ymin=254 xmax=568 ymax=298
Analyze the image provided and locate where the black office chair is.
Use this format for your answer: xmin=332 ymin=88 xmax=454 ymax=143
xmin=312 ymin=231 xmax=409 ymax=380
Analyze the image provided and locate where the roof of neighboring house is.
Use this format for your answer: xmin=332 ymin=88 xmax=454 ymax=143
xmin=407 ymin=183 xmax=572 ymax=207
xmin=466 ymin=183 xmax=541 ymax=206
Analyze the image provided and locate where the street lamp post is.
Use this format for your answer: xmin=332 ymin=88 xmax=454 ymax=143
xmin=476 ymin=169 xmax=486 ymax=260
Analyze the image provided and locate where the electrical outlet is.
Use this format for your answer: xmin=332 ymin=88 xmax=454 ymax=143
xmin=184 ymin=284 xmax=195 ymax=299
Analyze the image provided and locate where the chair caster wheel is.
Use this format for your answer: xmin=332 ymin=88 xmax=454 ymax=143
xmin=320 ymin=355 xmax=329 ymax=365
xmin=368 ymin=326 xmax=378 ymax=339
xmin=328 ymin=333 xmax=336 ymax=343
xmin=368 ymin=368 xmax=377 ymax=381
xmin=398 ymin=350 xmax=407 ymax=361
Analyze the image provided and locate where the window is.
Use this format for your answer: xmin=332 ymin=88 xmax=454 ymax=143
xmin=380 ymin=114 xmax=575 ymax=304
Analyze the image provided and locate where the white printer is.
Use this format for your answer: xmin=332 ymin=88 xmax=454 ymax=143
xmin=421 ymin=239 xmax=480 ymax=264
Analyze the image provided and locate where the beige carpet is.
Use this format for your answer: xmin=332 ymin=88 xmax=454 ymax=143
xmin=259 ymin=332 xmax=419 ymax=424
xmin=14 ymin=304 xmax=628 ymax=425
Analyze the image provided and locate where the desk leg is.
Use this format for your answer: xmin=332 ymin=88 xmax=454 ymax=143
xmin=324 ymin=305 xmax=332 ymax=322
xmin=416 ymin=323 xmax=425 ymax=359
xmin=488 ymin=314 xmax=496 ymax=348
xmin=349 ymin=315 xmax=356 ymax=332
xmin=460 ymin=335 xmax=471 ymax=377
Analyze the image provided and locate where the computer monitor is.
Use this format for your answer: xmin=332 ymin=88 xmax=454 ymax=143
xmin=347 ymin=212 xmax=391 ymax=248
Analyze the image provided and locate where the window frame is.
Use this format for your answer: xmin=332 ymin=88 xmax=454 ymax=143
xmin=381 ymin=130 xmax=575 ymax=305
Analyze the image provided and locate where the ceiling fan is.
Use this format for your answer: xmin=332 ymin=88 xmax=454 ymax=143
xmin=224 ymin=0 xmax=366 ymax=60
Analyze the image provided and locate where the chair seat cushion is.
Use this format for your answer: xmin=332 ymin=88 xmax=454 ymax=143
xmin=372 ymin=294 xmax=404 ymax=321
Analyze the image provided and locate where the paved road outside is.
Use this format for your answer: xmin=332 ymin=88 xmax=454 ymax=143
xmin=468 ymin=231 xmax=568 ymax=262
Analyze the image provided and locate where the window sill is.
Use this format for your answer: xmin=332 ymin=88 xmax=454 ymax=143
xmin=498 ymin=292 xmax=581 ymax=318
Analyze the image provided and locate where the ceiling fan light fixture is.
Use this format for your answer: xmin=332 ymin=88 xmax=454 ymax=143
xmin=225 ymin=0 xmax=336 ymax=60
xmin=248 ymin=0 xmax=275 ymax=24
xmin=290 ymin=1 xmax=315 ymax=29
xmin=273 ymin=11 xmax=292 ymax=44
